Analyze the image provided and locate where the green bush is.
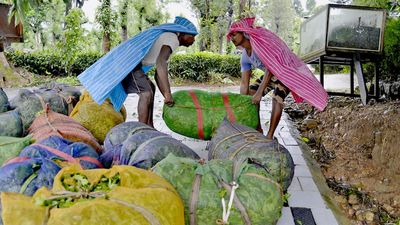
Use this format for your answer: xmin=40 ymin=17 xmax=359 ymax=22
xmin=168 ymin=52 xmax=241 ymax=82
xmin=5 ymin=51 xmax=103 ymax=77
xmin=379 ymin=18 xmax=400 ymax=81
xmin=5 ymin=51 xmax=241 ymax=82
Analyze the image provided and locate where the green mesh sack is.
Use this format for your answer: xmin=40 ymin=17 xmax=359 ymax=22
xmin=0 ymin=135 xmax=33 ymax=166
xmin=163 ymin=90 xmax=259 ymax=140
xmin=208 ymin=119 xmax=294 ymax=191
xmin=9 ymin=89 xmax=69 ymax=132
xmin=0 ymin=110 xmax=23 ymax=137
xmin=153 ymin=154 xmax=283 ymax=225
xmin=0 ymin=87 xmax=9 ymax=113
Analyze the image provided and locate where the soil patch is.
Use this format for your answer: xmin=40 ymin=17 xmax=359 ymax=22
xmin=285 ymin=97 xmax=400 ymax=225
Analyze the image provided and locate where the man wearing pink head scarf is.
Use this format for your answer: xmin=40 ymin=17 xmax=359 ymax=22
xmin=227 ymin=17 xmax=328 ymax=140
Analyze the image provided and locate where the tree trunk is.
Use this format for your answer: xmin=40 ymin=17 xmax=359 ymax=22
xmin=102 ymin=32 xmax=111 ymax=53
xmin=225 ymin=0 xmax=234 ymax=54
xmin=239 ymin=0 xmax=246 ymax=18
xmin=121 ymin=26 xmax=128 ymax=41
xmin=120 ymin=0 xmax=128 ymax=41
xmin=0 ymin=52 xmax=9 ymax=87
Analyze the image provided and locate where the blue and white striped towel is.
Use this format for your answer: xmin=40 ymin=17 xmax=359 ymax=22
xmin=78 ymin=17 xmax=198 ymax=111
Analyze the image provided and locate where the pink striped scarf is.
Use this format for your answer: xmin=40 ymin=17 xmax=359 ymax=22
xmin=227 ymin=17 xmax=328 ymax=111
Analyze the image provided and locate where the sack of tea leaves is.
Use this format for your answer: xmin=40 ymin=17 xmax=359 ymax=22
xmin=0 ymin=87 xmax=9 ymax=113
xmin=103 ymin=121 xmax=156 ymax=153
xmin=208 ymin=118 xmax=294 ymax=191
xmin=0 ymin=165 xmax=185 ymax=225
xmin=0 ymin=110 xmax=23 ymax=137
xmin=0 ymin=157 xmax=61 ymax=196
xmin=0 ymin=135 xmax=33 ymax=166
xmin=153 ymin=154 xmax=283 ymax=225
xmin=19 ymin=136 xmax=102 ymax=169
xmin=70 ymin=91 xmax=127 ymax=144
xmin=163 ymin=89 xmax=259 ymax=140
xmin=9 ymin=89 xmax=70 ymax=132
xmin=28 ymin=105 xmax=102 ymax=153
xmin=39 ymin=82 xmax=81 ymax=110
xmin=118 ymin=130 xmax=199 ymax=169
xmin=101 ymin=122 xmax=199 ymax=169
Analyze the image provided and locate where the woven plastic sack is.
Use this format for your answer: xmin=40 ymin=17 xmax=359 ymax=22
xmin=104 ymin=121 xmax=156 ymax=153
xmin=153 ymin=154 xmax=283 ymax=225
xmin=9 ymin=88 xmax=70 ymax=132
xmin=102 ymin=121 xmax=156 ymax=168
xmin=0 ymin=135 xmax=33 ymax=166
xmin=0 ymin=157 xmax=61 ymax=196
xmin=0 ymin=87 xmax=9 ymax=113
xmin=163 ymin=89 xmax=259 ymax=140
xmin=0 ymin=110 xmax=23 ymax=137
xmin=70 ymin=91 xmax=127 ymax=144
xmin=28 ymin=105 xmax=102 ymax=153
xmin=208 ymin=118 xmax=294 ymax=191
xmin=1 ymin=165 xmax=185 ymax=225
xmin=119 ymin=130 xmax=199 ymax=169
xmin=39 ymin=82 xmax=81 ymax=109
xmin=101 ymin=123 xmax=199 ymax=169
xmin=19 ymin=136 xmax=103 ymax=169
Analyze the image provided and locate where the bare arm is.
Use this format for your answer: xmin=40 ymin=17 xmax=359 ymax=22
xmin=252 ymin=71 xmax=272 ymax=104
xmin=155 ymin=45 xmax=174 ymax=106
xmin=240 ymin=70 xmax=252 ymax=95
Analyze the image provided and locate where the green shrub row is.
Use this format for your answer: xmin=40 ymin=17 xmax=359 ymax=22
xmin=5 ymin=51 xmax=241 ymax=82
xmin=168 ymin=52 xmax=241 ymax=81
xmin=5 ymin=51 xmax=103 ymax=77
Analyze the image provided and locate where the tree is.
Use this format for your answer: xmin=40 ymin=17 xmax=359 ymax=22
xmin=57 ymin=8 xmax=86 ymax=74
xmin=119 ymin=0 xmax=129 ymax=41
xmin=96 ymin=0 xmax=117 ymax=52
xmin=262 ymin=0 xmax=299 ymax=50
xmin=306 ymin=0 xmax=316 ymax=13
xmin=189 ymin=0 xmax=233 ymax=51
xmin=132 ymin=0 xmax=165 ymax=32
xmin=293 ymin=0 xmax=305 ymax=17
xmin=7 ymin=0 xmax=43 ymax=24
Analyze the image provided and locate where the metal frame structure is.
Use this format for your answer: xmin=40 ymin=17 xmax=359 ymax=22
xmin=300 ymin=4 xmax=386 ymax=105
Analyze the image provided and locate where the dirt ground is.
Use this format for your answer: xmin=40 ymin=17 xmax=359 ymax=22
xmin=285 ymin=97 xmax=400 ymax=225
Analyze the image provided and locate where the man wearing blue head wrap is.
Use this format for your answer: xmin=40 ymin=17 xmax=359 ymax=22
xmin=78 ymin=16 xmax=198 ymax=127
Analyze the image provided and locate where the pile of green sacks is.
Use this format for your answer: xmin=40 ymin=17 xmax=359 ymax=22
xmin=153 ymin=154 xmax=283 ymax=225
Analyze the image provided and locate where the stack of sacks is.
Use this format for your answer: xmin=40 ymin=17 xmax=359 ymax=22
xmin=0 ymin=165 xmax=185 ymax=225
xmin=9 ymin=88 xmax=71 ymax=132
xmin=153 ymin=154 xmax=283 ymax=225
xmin=100 ymin=121 xmax=199 ymax=169
xmin=207 ymin=119 xmax=295 ymax=191
xmin=0 ymin=136 xmax=103 ymax=196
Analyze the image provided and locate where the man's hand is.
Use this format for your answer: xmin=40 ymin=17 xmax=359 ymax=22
xmin=252 ymin=93 xmax=262 ymax=104
xmin=164 ymin=95 xmax=174 ymax=107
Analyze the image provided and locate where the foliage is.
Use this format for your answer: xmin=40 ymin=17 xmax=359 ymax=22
xmin=5 ymin=50 xmax=240 ymax=83
xmin=379 ymin=18 xmax=400 ymax=81
xmin=168 ymin=52 xmax=241 ymax=82
xmin=262 ymin=0 xmax=300 ymax=51
xmin=352 ymin=0 xmax=400 ymax=81
xmin=5 ymin=50 xmax=103 ymax=76
xmin=57 ymin=8 xmax=87 ymax=75
xmin=95 ymin=0 xmax=118 ymax=52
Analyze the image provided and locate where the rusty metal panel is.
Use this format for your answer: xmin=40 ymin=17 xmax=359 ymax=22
xmin=0 ymin=3 xmax=23 ymax=43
